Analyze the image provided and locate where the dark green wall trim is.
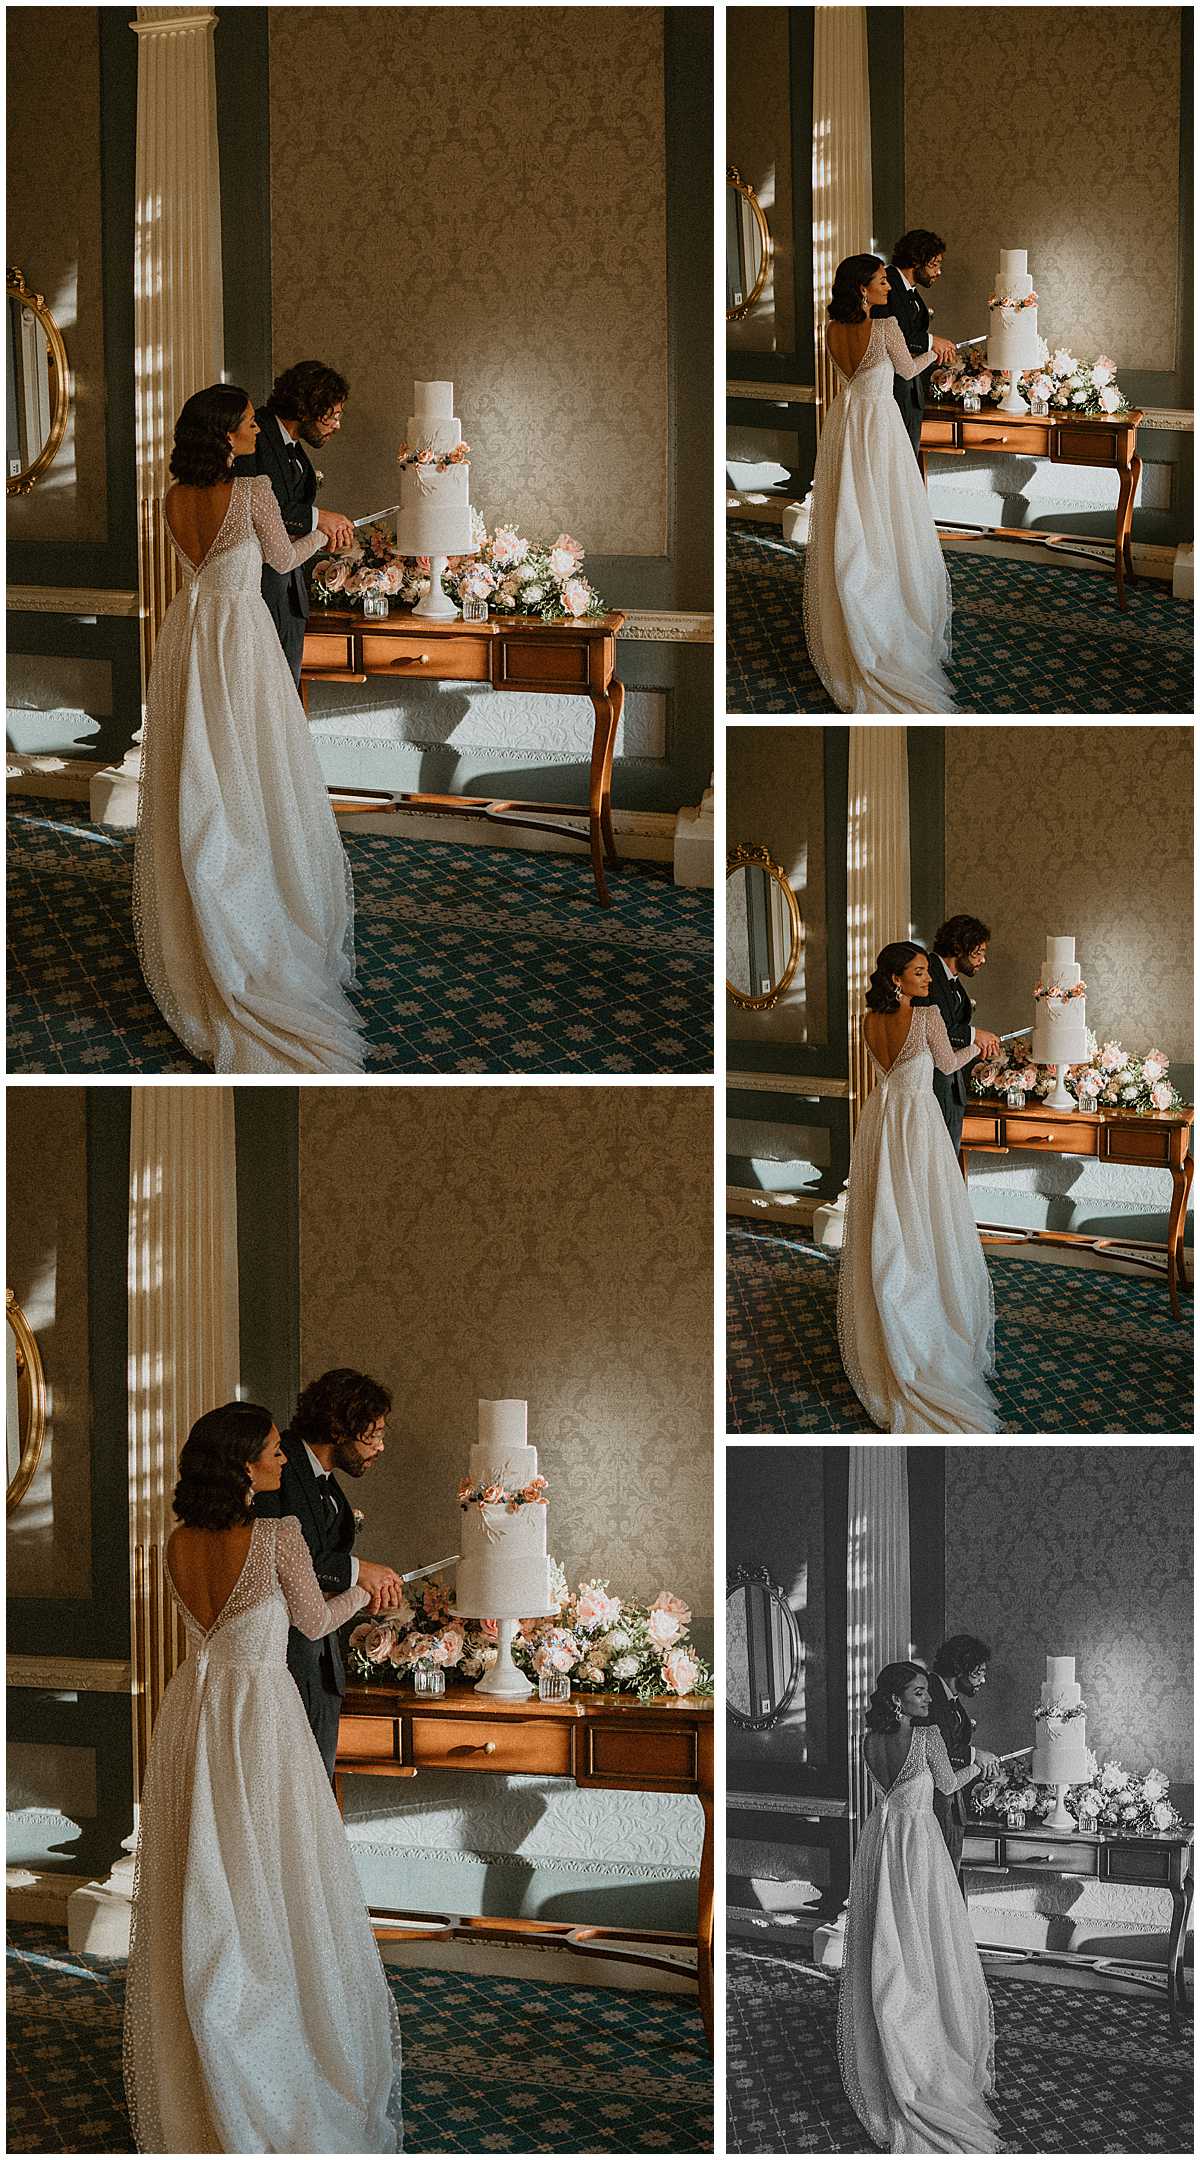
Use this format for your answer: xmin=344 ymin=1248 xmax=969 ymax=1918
xmin=6 ymin=611 xmax=143 ymax=764
xmin=729 ymin=725 xmax=849 ymax=1077
xmin=907 ymin=1447 xmax=946 ymax=1671
xmin=866 ymin=8 xmax=904 ymax=261
xmin=7 ymin=1088 xmax=131 ymax=1658
xmin=7 ymin=9 xmax=138 ymax=592
xmin=234 ymin=1089 xmax=300 ymax=1428
xmin=216 ymin=6 xmax=273 ymax=400
xmin=907 ymin=725 xmax=945 ymax=948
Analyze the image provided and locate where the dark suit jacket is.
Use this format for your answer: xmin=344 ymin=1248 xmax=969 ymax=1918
xmin=255 ymin=1430 xmax=357 ymax=1702
xmin=922 ymin=954 xmax=978 ymax=1131
xmin=924 ymin=1676 xmax=978 ymax=1847
xmin=233 ymin=407 xmax=317 ymax=640
xmin=871 ymin=265 xmax=931 ymax=448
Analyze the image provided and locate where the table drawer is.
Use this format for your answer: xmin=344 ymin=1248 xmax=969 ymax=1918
xmin=920 ymin=418 xmax=959 ymax=447
xmin=1104 ymin=1842 xmax=1175 ymax=1887
xmin=496 ymin=635 xmax=593 ymax=692
xmin=410 ymin=1715 xmax=570 ymax=1776
xmin=962 ymin=421 xmax=1051 ymax=457
xmin=580 ymin=1722 xmax=699 ymax=1787
xmin=362 ymin=633 xmax=490 ymax=682
xmin=1102 ymin=1122 xmax=1174 ymax=1167
xmin=336 ymin=1715 xmax=403 ymax=1765
xmin=962 ymin=1113 xmax=1004 ymax=1147
xmin=303 ymin=633 xmax=356 ymax=670
xmin=1009 ymin=1838 xmax=1099 ymax=1877
xmin=1054 ymin=427 xmax=1118 ymax=467
xmin=1014 ymin=1117 xmax=1099 ymax=1155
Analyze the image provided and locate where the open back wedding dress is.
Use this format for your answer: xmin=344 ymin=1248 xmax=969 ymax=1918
xmin=123 ymin=1515 xmax=402 ymax=2153
xmin=134 ymin=474 xmax=364 ymax=1073
xmin=837 ymin=1003 xmax=1000 ymax=1432
xmin=837 ymin=1724 xmax=1003 ymax=2153
xmin=803 ymin=315 xmax=955 ymax=713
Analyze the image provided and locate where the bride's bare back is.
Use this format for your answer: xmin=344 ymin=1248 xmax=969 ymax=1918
xmin=863 ymin=1006 xmax=916 ymax=1073
xmin=827 ymin=319 xmax=874 ymax=380
xmin=164 ymin=481 xmax=235 ymax=571
xmin=166 ymin=1522 xmax=254 ymax=1631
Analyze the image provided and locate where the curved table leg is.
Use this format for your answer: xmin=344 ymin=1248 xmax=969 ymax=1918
xmin=600 ymin=679 xmax=623 ymax=868
xmin=1167 ymin=1867 xmax=1193 ymax=2031
xmin=586 ymin=691 xmax=615 ymax=906
xmin=1167 ymin=1152 xmax=1193 ymax=1320
xmin=1174 ymin=1152 xmax=1193 ymax=1298
xmin=697 ymin=1732 xmax=714 ymax=2052
xmin=1114 ymin=455 xmax=1140 ymax=608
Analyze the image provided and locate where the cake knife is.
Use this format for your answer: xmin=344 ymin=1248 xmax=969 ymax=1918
xmin=397 ymin=1554 xmax=460 ymax=1585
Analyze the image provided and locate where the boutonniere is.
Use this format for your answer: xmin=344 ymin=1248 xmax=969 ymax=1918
xmin=314 ymin=469 xmax=324 ymax=489
xmin=352 ymin=1508 xmax=364 ymax=1528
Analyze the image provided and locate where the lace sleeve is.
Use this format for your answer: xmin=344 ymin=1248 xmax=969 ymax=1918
xmin=275 ymin=1514 xmax=369 ymax=1638
xmin=922 ymin=1003 xmax=979 ymax=1076
xmin=881 ymin=312 xmax=936 ymax=381
xmin=249 ymin=473 xmax=327 ymax=573
xmin=924 ymin=1724 xmax=979 ymax=1794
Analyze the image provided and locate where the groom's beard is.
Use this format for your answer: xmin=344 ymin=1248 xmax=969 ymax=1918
xmin=956 ymin=959 xmax=979 ymax=978
xmin=330 ymin=1439 xmax=370 ymax=1478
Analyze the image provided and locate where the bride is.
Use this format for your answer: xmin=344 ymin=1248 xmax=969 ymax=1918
xmin=837 ymin=1662 xmax=1003 ymax=2153
xmin=133 ymin=384 xmax=365 ymax=1072
xmin=837 ymin=941 xmax=1001 ymax=1432
xmin=123 ymin=1401 xmax=402 ymax=2152
xmin=804 ymin=255 xmax=956 ymax=713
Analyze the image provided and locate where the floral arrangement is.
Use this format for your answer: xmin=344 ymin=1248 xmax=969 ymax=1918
xmin=447 ymin=512 xmax=607 ymax=621
xmin=458 ymin=1468 xmax=548 ymax=1542
xmin=971 ymin=1032 xmax=1186 ymax=1115
xmin=930 ymin=345 xmax=1130 ymax=418
xmin=396 ymin=440 xmax=471 ymax=476
xmin=1035 ymin=1694 xmax=1087 ymax=1729
xmin=988 ymin=287 xmax=1039 ymax=313
xmin=346 ymin=1564 xmax=712 ymax=1702
xmin=1034 ymin=976 xmax=1087 ymax=1005
xmin=312 ymin=522 xmax=426 ymax=608
xmin=973 ymin=1753 xmax=1188 ymax=1838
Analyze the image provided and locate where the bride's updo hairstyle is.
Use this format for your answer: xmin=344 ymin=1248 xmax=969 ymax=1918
xmin=866 ymin=1660 xmax=927 ymax=1732
xmin=866 ymin=940 xmax=926 ymax=1012
xmin=169 ymin=383 xmax=253 ymax=486
xmin=829 ymin=253 xmax=884 ymax=323
xmin=173 ymin=1401 xmax=275 ymax=1530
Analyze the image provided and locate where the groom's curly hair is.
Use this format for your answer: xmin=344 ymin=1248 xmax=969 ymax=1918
xmin=267 ymin=360 xmax=350 ymax=427
xmin=173 ymin=1401 xmax=275 ymax=1529
xmin=893 ymin=228 xmax=947 ymax=271
xmin=933 ymin=915 xmax=991 ymax=962
xmin=288 ymin=1368 xmax=392 ymax=1451
xmin=933 ymin=1634 xmax=991 ymax=1683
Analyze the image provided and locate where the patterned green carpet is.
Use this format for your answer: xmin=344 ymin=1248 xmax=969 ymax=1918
xmin=726 ymin=1219 xmax=1193 ymax=1434
xmin=6 ymin=796 xmax=712 ymax=1074
xmin=6 ymin=1924 xmax=712 ymax=2153
xmin=728 ymin=1943 xmax=1191 ymax=2153
xmin=727 ymin=520 xmax=1193 ymax=713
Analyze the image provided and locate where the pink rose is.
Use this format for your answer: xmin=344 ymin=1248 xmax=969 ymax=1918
xmin=662 ymin=1647 xmax=700 ymax=1696
xmin=576 ymin=1585 xmax=622 ymax=1630
xmin=548 ymin=533 xmax=584 ymax=575
xmin=361 ymin=1625 xmax=393 ymax=1664
xmin=560 ymin=576 xmax=591 ymax=618
xmin=521 ymin=1480 xmax=548 ymax=1504
xmin=481 ymin=1484 xmax=505 ymax=1505
xmin=1098 ymin=386 xmax=1122 ymax=414
xmin=647 ymin=1606 xmax=683 ymax=1650
xmin=380 ymin=565 xmax=405 ymax=595
xmin=319 ymin=559 xmax=348 ymax=592
xmin=1091 ymin=361 xmax=1115 ymax=387
xmin=457 ymin=1477 xmax=474 ymax=1504
xmin=480 ymin=1617 xmax=499 ymax=1639
xmin=1142 ymin=1051 xmax=1167 ymax=1081
xmin=651 ymin=1590 xmax=692 ymax=1627
xmin=1151 ymin=1080 xmax=1174 ymax=1110
xmin=489 ymin=525 xmax=528 ymax=569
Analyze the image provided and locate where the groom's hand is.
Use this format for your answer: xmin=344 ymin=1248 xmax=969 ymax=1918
xmin=975 ymin=1029 xmax=1001 ymax=1058
xmin=358 ymin=1558 xmax=405 ymax=1612
xmin=931 ymin=335 xmax=958 ymax=363
xmin=316 ymin=507 xmax=355 ymax=552
xmin=975 ymin=1748 xmax=1000 ymax=1771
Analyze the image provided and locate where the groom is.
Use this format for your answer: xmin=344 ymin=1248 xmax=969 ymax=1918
xmin=256 ymin=1366 xmax=405 ymax=1782
xmin=925 ymin=1634 xmax=999 ymax=1891
xmin=924 ymin=914 xmax=1000 ymax=1154
xmin=870 ymin=227 xmax=959 ymax=461
xmin=235 ymin=359 xmax=355 ymax=687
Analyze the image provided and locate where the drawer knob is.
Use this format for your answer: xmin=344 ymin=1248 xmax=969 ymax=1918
xmin=388 ymin=654 xmax=431 ymax=667
xmin=481 ymin=1741 xmax=497 ymax=1755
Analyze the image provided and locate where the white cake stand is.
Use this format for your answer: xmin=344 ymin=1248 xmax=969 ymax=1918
xmin=1043 ymin=1782 xmax=1076 ymax=1831
xmin=1043 ymin=1062 xmax=1076 ymax=1112
xmin=412 ymin=553 xmax=461 ymax=621
xmin=449 ymin=1608 xmax=556 ymax=1698
xmin=997 ymin=368 xmax=1028 ymax=416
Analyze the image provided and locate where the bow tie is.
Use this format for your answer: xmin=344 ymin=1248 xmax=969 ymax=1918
xmin=317 ymin=1473 xmax=338 ymax=1498
xmin=288 ymin=442 xmax=306 ymax=467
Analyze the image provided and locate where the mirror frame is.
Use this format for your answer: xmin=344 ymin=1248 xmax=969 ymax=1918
xmin=726 ymin=840 xmax=802 ymax=1011
xmin=7 ymin=1287 xmax=48 ymax=1514
xmin=726 ymin=166 xmax=773 ymax=323
xmin=7 ymin=264 xmax=72 ymax=496
xmin=727 ymin=1563 xmax=802 ymax=1731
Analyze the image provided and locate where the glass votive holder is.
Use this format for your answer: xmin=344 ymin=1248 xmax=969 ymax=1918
xmin=361 ymin=588 xmax=389 ymax=619
xmin=1004 ymin=1805 xmax=1027 ymax=1830
xmin=962 ymin=391 xmax=982 ymax=413
xmin=1030 ymin=396 xmax=1050 ymax=417
xmin=538 ymin=1668 xmax=571 ymax=1702
xmin=461 ymin=595 xmax=489 ymax=623
xmin=1004 ymin=1085 xmax=1026 ymax=1109
xmin=413 ymin=1662 xmax=446 ymax=1698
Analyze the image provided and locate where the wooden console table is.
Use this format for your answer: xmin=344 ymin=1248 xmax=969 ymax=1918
xmin=959 ymin=1101 xmax=1194 ymax=1319
xmin=301 ymin=608 xmax=627 ymax=905
xmin=335 ymin=1680 xmax=714 ymax=2046
xmin=964 ymin=1817 xmax=1193 ymax=2033
xmin=920 ymin=401 xmax=1145 ymax=608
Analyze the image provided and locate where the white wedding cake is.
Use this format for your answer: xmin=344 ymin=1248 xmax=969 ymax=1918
xmin=1031 ymin=1656 xmax=1090 ymax=1785
xmin=1032 ymin=936 xmax=1089 ymax=1068
xmin=452 ymin=1400 xmax=553 ymax=1621
xmin=394 ymin=380 xmax=475 ymax=559
xmin=986 ymin=250 xmax=1048 ymax=375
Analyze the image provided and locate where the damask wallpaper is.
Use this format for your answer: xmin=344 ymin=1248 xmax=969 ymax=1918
xmin=904 ymin=8 xmax=1180 ymax=376
xmin=943 ymin=1448 xmax=1193 ymax=1803
xmin=727 ymin=726 xmax=827 ymax=1044
xmin=6 ymin=7 xmax=107 ymax=543
xmin=943 ymin=727 xmax=1192 ymax=1059
xmin=5 ymin=1088 xmax=92 ymax=1599
xmin=267 ymin=7 xmax=667 ymax=555
xmin=297 ymin=1088 xmax=713 ymax=1615
xmin=727 ymin=7 xmax=795 ymax=356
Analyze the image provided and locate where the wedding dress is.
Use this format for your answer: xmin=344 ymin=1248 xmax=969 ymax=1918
xmin=803 ymin=315 xmax=956 ymax=713
xmin=837 ymin=1003 xmax=1000 ymax=1432
xmin=133 ymin=474 xmax=365 ymax=1072
xmin=837 ymin=1724 xmax=1003 ymax=2153
xmin=123 ymin=1515 xmax=402 ymax=2153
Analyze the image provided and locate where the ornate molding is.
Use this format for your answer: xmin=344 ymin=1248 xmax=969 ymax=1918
xmin=6 ymin=587 xmax=140 ymax=616
xmin=347 ymin=1841 xmax=698 ymax=1880
xmin=7 ymin=1655 xmax=132 ymax=1692
xmin=728 ymin=1789 xmax=849 ymax=1817
xmin=1137 ymin=408 xmax=1194 ymax=432
xmin=727 ymin=1071 xmax=850 ymax=1098
xmin=727 ymin=380 xmax=817 ymax=403
xmin=620 ymin=609 xmax=714 ymax=643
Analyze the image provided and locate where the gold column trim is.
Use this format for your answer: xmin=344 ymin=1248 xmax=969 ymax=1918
xmin=727 ymin=1072 xmax=850 ymax=1098
xmin=7 ymin=586 xmax=141 ymax=616
xmin=7 ymin=1655 xmax=133 ymax=1692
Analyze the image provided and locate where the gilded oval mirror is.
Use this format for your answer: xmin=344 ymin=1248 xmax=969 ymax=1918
xmin=726 ymin=168 xmax=772 ymax=321
xmin=7 ymin=266 xmax=72 ymax=495
xmin=7 ymin=1288 xmax=47 ymax=1513
xmin=727 ymin=1565 xmax=801 ymax=1730
xmin=726 ymin=841 xmax=801 ymax=1010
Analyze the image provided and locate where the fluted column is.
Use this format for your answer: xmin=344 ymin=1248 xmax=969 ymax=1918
xmin=847 ymin=727 xmax=910 ymax=1138
xmin=812 ymin=8 xmax=873 ymax=436
xmin=846 ymin=1447 xmax=911 ymax=1858
xmin=128 ymin=1088 xmax=239 ymax=1797
xmin=131 ymin=5 xmax=224 ymax=690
